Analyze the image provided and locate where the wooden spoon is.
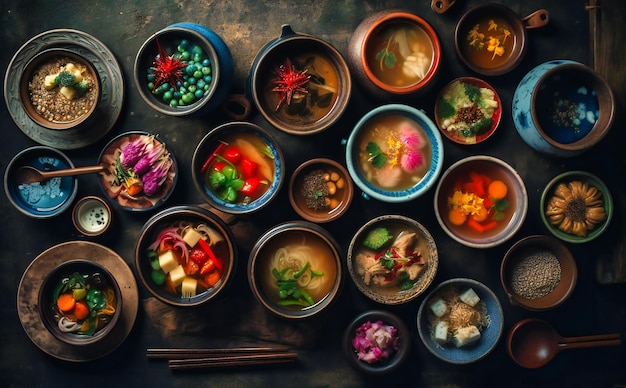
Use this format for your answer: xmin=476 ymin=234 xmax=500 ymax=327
xmin=14 ymin=165 xmax=106 ymax=185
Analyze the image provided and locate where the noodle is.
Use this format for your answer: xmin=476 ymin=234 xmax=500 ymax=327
xmin=270 ymin=244 xmax=324 ymax=292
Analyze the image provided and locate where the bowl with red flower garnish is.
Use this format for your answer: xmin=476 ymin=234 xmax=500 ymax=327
xmin=134 ymin=205 xmax=237 ymax=307
xmin=134 ymin=22 xmax=234 ymax=117
xmin=247 ymin=24 xmax=352 ymax=135
xmin=434 ymin=155 xmax=528 ymax=248
xmin=191 ymin=121 xmax=284 ymax=215
xmin=342 ymin=310 xmax=410 ymax=375
xmin=98 ymin=131 xmax=177 ymax=212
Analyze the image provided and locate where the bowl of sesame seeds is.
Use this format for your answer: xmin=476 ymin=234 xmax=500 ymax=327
xmin=500 ymin=235 xmax=578 ymax=311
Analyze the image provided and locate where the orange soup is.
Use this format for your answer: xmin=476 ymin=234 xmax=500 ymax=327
xmin=461 ymin=16 xmax=514 ymax=70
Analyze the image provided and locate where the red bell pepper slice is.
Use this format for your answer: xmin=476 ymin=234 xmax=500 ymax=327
xmin=241 ymin=177 xmax=260 ymax=196
xmin=199 ymin=258 xmax=215 ymax=275
xmin=222 ymin=146 xmax=241 ymax=164
xmin=240 ymin=158 xmax=258 ymax=178
xmin=198 ymin=238 xmax=223 ymax=272
xmin=201 ymin=142 xmax=227 ymax=173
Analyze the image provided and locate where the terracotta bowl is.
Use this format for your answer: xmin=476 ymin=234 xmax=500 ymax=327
xmin=434 ymin=155 xmax=528 ymax=248
xmin=288 ymin=158 xmax=354 ymax=223
xmin=434 ymin=77 xmax=502 ymax=145
xmin=4 ymin=146 xmax=78 ymax=219
xmin=347 ymin=10 xmax=442 ymax=100
xmin=134 ymin=23 xmax=233 ymax=117
xmin=455 ymin=3 xmax=549 ymax=76
xmin=417 ymin=278 xmax=504 ymax=364
xmin=134 ymin=206 xmax=237 ymax=307
xmin=342 ymin=310 xmax=410 ymax=375
xmin=191 ymin=121 xmax=284 ymax=215
xmin=501 ymin=235 xmax=577 ymax=311
xmin=346 ymin=215 xmax=438 ymax=305
xmin=20 ymin=48 xmax=100 ymax=130
xmin=72 ymin=196 xmax=112 ymax=237
xmin=248 ymin=24 xmax=352 ymax=135
xmin=38 ymin=259 xmax=122 ymax=346
xmin=540 ymin=171 xmax=612 ymax=243
xmin=247 ymin=221 xmax=343 ymax=319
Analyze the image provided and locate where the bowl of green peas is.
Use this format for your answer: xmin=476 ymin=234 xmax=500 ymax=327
xmin=134 ymin=22 xmax=234 ymax=117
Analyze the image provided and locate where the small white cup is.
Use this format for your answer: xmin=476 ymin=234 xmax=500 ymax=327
xmin=72 ymin=196 xmax=112 ymax=236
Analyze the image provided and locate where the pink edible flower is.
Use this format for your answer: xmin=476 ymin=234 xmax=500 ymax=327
xmin=141 ymin=154 xmax=172 ymax=196
xmin=399 ymin=123 xmax=424 ymax=151
xmin=133 ymin=142 xmax=166 ymax=175
xmin=120 ymin=135 xmax=154 ymax=169
xmin=401 ymin=150 xmax=424 ymax=172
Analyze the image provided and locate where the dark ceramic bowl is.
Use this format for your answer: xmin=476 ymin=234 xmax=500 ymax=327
xmin=134 ymin=206 xmax=237 ymax=307
xmin=540 ymin=171 xmax=612 ymax=243
xmin=288 ymin=158 xmax=354 ymax=223
xmin=134 ymin=23 xmax=233 ymax=117
xmin=434 ymin=155 xmax=528 ymax=248
xmin=4 ymin=146 xmax=78 ymax=218
xmin=97 ymin=131 xmax=178 ymax=212
xmin=434 ymin=77 xmax=502 ymax=145
xmin=248 ymin=24 xmax=352 ymax=135
xmin=247 ymin=221 xmax=343 ymax=319
xmin=417 ymin=278 xmax=504 ymax=364
xmin=342 ymin=310 xmax=410 ymax=375
xmin=501 ymin=235 xmax=577 ymax=311
xmin=346 ymin=215 xmax=438 ymax=305
xmin=191 ymin=121 xmax=284 ymax=215
xmin=455 ymin=3 xmax=549 ymax=76
xmin=38 ymin=259 xmax=122 ymax=346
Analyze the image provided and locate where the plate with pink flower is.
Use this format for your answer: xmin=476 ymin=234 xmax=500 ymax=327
xmin=97 ymin=131 xmax=177 ymax=211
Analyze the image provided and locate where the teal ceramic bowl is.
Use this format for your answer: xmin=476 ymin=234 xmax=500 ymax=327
xmin=346 ymin=104 xmax=444 ymax=203
xmin=540 ymin=170 xmax=612 ymax=243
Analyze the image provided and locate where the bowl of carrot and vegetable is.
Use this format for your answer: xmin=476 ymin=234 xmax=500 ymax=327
xmin=434 ymin=155 xmax=528 ymax=248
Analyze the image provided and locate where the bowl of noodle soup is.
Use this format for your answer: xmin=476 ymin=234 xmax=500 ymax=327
xmin=247 ymin=221 xmax=343 ymax=319
xmin=417 ymin=278 xmax=503 ymax=364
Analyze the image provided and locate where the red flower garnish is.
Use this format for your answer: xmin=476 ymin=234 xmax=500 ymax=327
xmin=271 ymin=58 xmax=310 ymax=110
xmin=151 ymin=37 xmax=187 ymax=91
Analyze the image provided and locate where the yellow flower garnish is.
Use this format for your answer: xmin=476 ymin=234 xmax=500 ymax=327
xmin=448 ymin=190 xmax=485 ymax=215
xmin=466 ymin=20 xmax=511 ymax=61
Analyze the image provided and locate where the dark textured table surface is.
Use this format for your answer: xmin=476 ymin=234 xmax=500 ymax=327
xmin=2 ymin=1 xmax=625 ymax=386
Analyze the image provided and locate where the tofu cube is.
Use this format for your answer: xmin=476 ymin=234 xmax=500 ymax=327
xmin=453 ymin=325 xmax=481 ymax=348
xmin=182 ymin=228 xmax=203 ymax=247
xmin=181 ymin=277 xmax=198 ymax=298
xmin=459 ymin=288 xmax=480 ymax=307
xmin=429 ymin=297 xmax=448 ymax=317
xmin=169 ymin=265 xmax=186 ymax=287
xmin=158 ymin=250 xmax=179 ymax=274
xmin=434 ymin=321 xmax=449 ymax=344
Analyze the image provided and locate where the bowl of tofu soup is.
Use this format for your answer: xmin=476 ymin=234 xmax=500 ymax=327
xmin=417 ymin=278 xmax=504 ymax=364
xmin=346 ymin=104 xmax=444 ymax=203
xmin=346 ymin=214 xmax=438 ymax=305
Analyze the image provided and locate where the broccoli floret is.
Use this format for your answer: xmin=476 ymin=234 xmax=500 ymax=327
xmin=74 ymin=80 xmax=89 ymax=95
xmin=362 ymin=227 xmax=393 ymax=250
xmin=464 ymin=83 xmax=482 ymax=104
xmin=55 ymin=71 xmax=77 ymax=87
xmin=438 ymin=99 xmax=456 ymax=119
xmin=470 ymin=117 xmax=492 ymax=135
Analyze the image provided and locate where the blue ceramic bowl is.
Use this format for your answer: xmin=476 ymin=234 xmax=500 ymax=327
xmin=191 ymin=121 xmax=285 ymax=215
xmin=4 ymin=146 xmax=78 ymax=218
xmin=417 ymin=278 xmax=504 ymax=364
xmin=134 ymin=22 xmax=234 ymax=117
xmin=346 ymin=104 xmax=444 ymax=203
xmin=512 ymin=60 xmax=614 ymax=157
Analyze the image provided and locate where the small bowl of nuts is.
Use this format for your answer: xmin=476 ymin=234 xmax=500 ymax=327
xmin=288 ymin=158 xmax=354 ymax=223
xmin=500 ymin=235 xmax=578 ymax=311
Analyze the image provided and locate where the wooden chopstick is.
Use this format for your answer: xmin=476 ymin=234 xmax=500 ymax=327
xmin=146 ymin=346 xmax=290 ymax=359
xmin=168 ymin=354 xmax=297 ymax=370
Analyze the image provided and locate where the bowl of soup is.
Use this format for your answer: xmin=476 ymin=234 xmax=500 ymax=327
xmin=4 ymin=146 xmax=78 ymax=219
xmin=134 ymin=23 xmax=234 ymax=117
xmin=248 ymin=24 xmax=352 ymax=135
xmin=346 ymin=215 xmax=438 ymax=305
xmin=192 ymin=121 xmax=285 ymax=215
xmin=288 ymin=158 xmax=354 ymax=223
xmin=247 ymin=221 xmax=343 ymax=319
xmin=134 ymin=205 xmax=237 ymax=307
xmin=417 ymin=278 xmax=504 ymax=364
xmin=39 ymin=259 xmax=122 ymax=346
xmin=434 ymin=155 xmax=528 ymax=248
xmin=346 ymin=104 xmax=444 ymax=203
xmin=348 ymin=10 xmax=441 ymax=100
xmin=342 ymin=310 xmax=410 ymax=375
xmin=540 ymin=171 xmax=612 ymax=243
xmin=455 ymin=3 xmax=549 ymax=76
xmin=513 ymin=60 xmax=615 ymax=157
xmin=434 ymin=77 xmax=502 ymax=145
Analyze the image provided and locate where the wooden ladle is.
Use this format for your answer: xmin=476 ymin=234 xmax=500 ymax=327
xmin=14 ymin=165 xmax=106 ymax=185
xmin=507 ymin=318 xmax=621 ymax=369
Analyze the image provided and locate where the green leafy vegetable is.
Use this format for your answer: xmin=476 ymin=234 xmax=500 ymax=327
xmin=363 ymin=227 xmax=393 ymax=249
xmin=438 ymin=99 xmax=456 ymax=119
xmin=366 ymin=142 xmax=387 ymax=169
xmin=464 ymin=83 xmax=482 ymax=104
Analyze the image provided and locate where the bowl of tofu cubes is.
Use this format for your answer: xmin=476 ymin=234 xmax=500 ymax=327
xmin=134 ymin=205 xmax=237 ymax=307
xmin=416 ymin=278 xmax=503 ymax=364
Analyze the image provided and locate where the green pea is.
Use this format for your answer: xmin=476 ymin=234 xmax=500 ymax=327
xmin=147 ymin=82 xmax=154 ymax=90
xmin=180 ymin=51 xmax=191 ymax=61
xmin=187 ymin=77 xmax=197 ymax=85
xmin=196 ymin=79 xmax=206 ymax=89
xmin=194 ymin=89 xmax=204 ymax=99
xmin=162 ymin=91 xmax=173 ymax=103
xmin=146 ymin=74 xmax=156 ymax=82
xmin=191 ymin=45 xmax=204 ymax=55
xmin=186 ymin=65 xmax=196 ymax=75
xmin=188 ymin=85 xmax=197 ymax=94
xmin=169 ymin=99 xmax=178 ymax=107
xmin=151 ymin=270 xmax=166 ymax=286
xmin=193 ymin=70 xmax=203 ymax=79
xmin=202 ymin=66 xmax=211 ymax=75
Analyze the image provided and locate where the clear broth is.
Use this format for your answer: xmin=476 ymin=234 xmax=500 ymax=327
xmin=461 ymin=16 xmax=514 ymax=70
